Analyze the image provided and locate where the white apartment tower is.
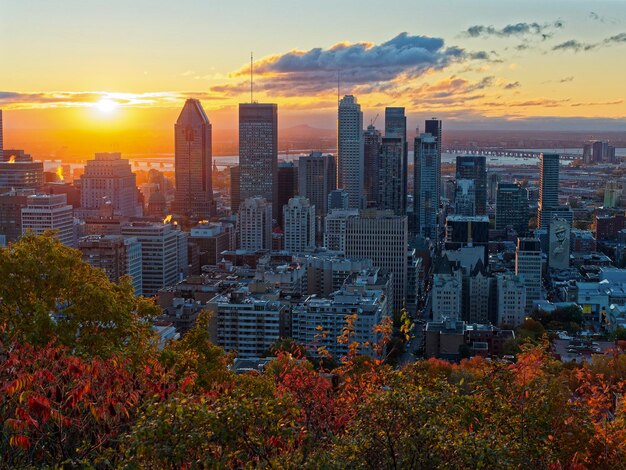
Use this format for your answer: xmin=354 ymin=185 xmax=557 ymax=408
xmin=496 ymin=273 xmax=527 ymax=327
xmin=337 ymin=95 xmax=364 ymax=209
xmin=515 ymin=237 xmax=542 ymax=312
xmin=238 ymin=196 xmax=272 ymax=251
xmin=21 ymin=193 xmax=74 ymax=247
xmin=283 ymin=196 xmax=315 ymax=253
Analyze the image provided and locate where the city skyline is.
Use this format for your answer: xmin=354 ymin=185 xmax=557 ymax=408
xmin=1 ymin=1 xmax=626 ymax=157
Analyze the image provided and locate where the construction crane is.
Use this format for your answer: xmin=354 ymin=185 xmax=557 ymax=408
xmin=370 ymin=113 xmax=379 ymax=127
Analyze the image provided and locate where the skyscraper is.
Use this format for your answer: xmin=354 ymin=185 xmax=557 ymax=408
xmin=173 ymin=99 xmax=214 ymax=219
xmin=425 ymin=118 xmax=442 ymax=159
xmin=515 ymin=238 xmax=542 ymax=312
xmin=363 ymin=124 xmax=381 ymax=208
xmin=21 ymin=193 xmax=74 ymax=247
xmin=276 ymin=161 xmax=298 ymax=227
xmin=230 ymin=165 xmax=240 ymax=213
xmin=121 ymin=222 xmax=188 ymax=297
xmin=79 ymin=152 xmax=139 ymax=219
xmin=378 ymin=137 xmax=404 ymax=215
xmin=456 ymin=156 xmax=487 ymax=215
xmin=414 ymin=133 xmax=440 ymax=239
xmin=283 ymin=196 xmax=315 ymax=253
xmin=298 ymin=153 xmax=336 ymax=218
xmin=239 ymin=103 xmax=278 ymax=216
xmin=538 ymin=153 xmax=560 ymax=227
xmin=385 ymin=107 xmax=407 ymax=213
xmin=0 ymin=150 xmax=44 ymax=192
xmin=496 ymin=182 xmax=529 ymax=235
xmin=337 ymin=95 xmax=364 ymax=209
xmin=238 ymin=196 xmax=272 ymax=251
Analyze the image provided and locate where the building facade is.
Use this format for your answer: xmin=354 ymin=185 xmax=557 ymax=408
xmin=337 ymin=95 xmax=364 ymax=209
xmin=21 ymin=193 xmax=74 ymax=247
xmin=283 ymin=196 xmax=315 ymax=253
xmin=238 ymin=197 xmax=272 ymax=251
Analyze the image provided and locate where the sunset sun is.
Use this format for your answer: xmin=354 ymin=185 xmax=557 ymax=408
xmin=94 ymin=98 xmax=119 ymax=113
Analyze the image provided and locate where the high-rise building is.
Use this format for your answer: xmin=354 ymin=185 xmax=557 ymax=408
xmin=344 ymin=210 xmax=408 ymax=311
xmin=496 ymin=182 xmax=529 ymax=235
xmin=385 ymin=107 xmax=407 ymax=213
xmin=456 ymin=156 xmax=487 ymax=215
xmin=172 ymin=99 xmax=214 ymax=219
xmin=496 ymin=273 xmax=526 ymax=327
xmin=230 ymin=165 xmax=240 ymax=213
xmin=189 ymin=221 xmax=233 ymax=267
xmin=276 ymin=161 xmax=298 ymax=227
xmin=283 ymin=196 xmax=315 ymax=253
xmin=424 ymin=118 xmax=442 ymax=158
xmin=592 ymin=141 xmax=611 ymax=164
xmin=515 ymin=238 xmax=542 ymax=312
xmin=337 ymin=95 xmax=364 ymax=209
xmin=207 ymin=290 xmax=289 ymax=358
xmin=298 ymin=152 xmax=336 ymax=219
xmin=444 ymin=215 xmax=490 ymax=264
xmin=548 ymin=217 xmax=571 ymax=270
xmin=538 ymin=153 xmax=560 ymax=227
xmin=323 ymin=208 xmax=358 ymax=252
xmin=79 ymin=152 xmax=139 ymax=219
xmin=239 ymin=103 xmax=278 ymax=216
xmin=0 ymin=189 xmax=34 ymax=244
xmin=431 ymin=255 xmax=462 ymax=322
xmin=120 ymin=222 xmax=188 ymax=297
xmin=378 ymin=137 xmax=404 ymax=215
xmin=0 ymin=150 xmax=44 ymax=192
xmin=78 ymin=234 xmax=143 ymax=296
xmin=238 ymin=196 xmax=272 ymax=251
xmin=454 ymin=179 xmax=476 ymax=216
xmin=414 ymin=133 xmax=440 ymax=239
xmin=0 ymin=109 xmax=3 ymax=158
xmin=363 ymin=124 xmax=382 ymax=208
xmin=327 ymin=190 xmax=349 ymax=211
xmin=21 ymin=193 xmax=74 ymax=247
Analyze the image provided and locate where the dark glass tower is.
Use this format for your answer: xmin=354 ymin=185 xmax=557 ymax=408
xmin=456 ymin=155 xmax=487 ymax=215
xmin=173 ymin=99 xmax=214 ymax=219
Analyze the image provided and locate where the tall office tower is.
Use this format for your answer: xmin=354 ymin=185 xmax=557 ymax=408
xmin=323 ymin=208 xmax=359 ymax=252
xmin=363 ymin=124 xmax=382 ymax=207
xmin=425 ymin=118 xmax=442 ymax=158
xmin=496 ymin=273 xmax=527 ymax=327
xmin=378 ymin=137 xmax=404 ymax=215
xmin=488 ymin=173 xmax=499 ymax=204
xmin=515 ymin=237 xmax=542 ymax=312
xmin=456 ymin=156 xmax=487 ymax=215
xmin=414 ymin=133 xmax=440 ymax=239
xmin=121 ymin=222 xmax=188 ymax=297
xmin=592 ymin=141 xmax=609 ymax=163
xmin=79 ymin=152 xmax=138 ymax=218
xmin=189 ymin=221 xmax=233 ymax=267
xmin=172 ymin=99 xmax=214 ymax=219
xmin=337 ymin=95 xmax=364 ymax=209
xmin=496 ymin=182 xmax=529 ymax=235
xmin=21 ymin=194 xmax=74 ymax=247
xmin=239 ymin=103 xmax=278 ymax=216
xmin=298 ymin=152 xmax=336 ymax=218
xmin=276 ymin=161 xmax=298 ymax=227
xmin=454 ymin=179 xmax=476 ymax=216
xmin=0 ymin=189 xmax=35 ymax=244
xmin=548 ymin=217 xmax=571 ymax=270
xmin=583 ymin=143 xmax=593 ymax=164
xmin=238 ymin=196 xmax=272 ymax=251
xmin=345 ymin=210 xmax=408 ymax=311
xmin=538 ymin=153 xmax=560 ymax=227
xmin=385 ymin=107 xmax=407 ymax=213
xmin=230 ymin=165 xmax=240 ymax=213
xmin=283 ymin=196 xmax=315 ymax=253
xmin=0 ymin=150 xmax=44 ymax=191
xmin=444 ymin=215 xmax=490 ymax=264
xmin=78 ymin=234 xmax=143 ymax=296
xmin=0 ymin=109 xmax=3 ymax=158
xmin=327 ymin=189 xmax=349 ymax=211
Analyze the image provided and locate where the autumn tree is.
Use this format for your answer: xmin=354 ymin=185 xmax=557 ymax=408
xmin=0 ymin=233 xmax=158 ymax=357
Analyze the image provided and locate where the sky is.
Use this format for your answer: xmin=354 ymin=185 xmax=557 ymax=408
xmin=1 ymin=0 xmax=625 ymax=158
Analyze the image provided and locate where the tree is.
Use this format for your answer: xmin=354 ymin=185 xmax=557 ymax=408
xmin=0 ymin=233 xmax=158 ymax=357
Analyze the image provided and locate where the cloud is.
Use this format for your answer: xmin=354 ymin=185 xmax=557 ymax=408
xmin=504 ymin=81 xmax=521 ymax=89
xmin=465 ymin=21 xmax=563 ymax=40
xmin=0 ymin=91 xmax=227 ymax=109
xmin=212 ymin=32 xmax=489 ymax=96
xmin=559 ymin=76 xmax=574 ymax=83
xmin=553 ymin=33 xmax=626 ymax=52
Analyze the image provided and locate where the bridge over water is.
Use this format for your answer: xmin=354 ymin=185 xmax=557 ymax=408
xmin=443 ymin=147 xmax=578 ymax=160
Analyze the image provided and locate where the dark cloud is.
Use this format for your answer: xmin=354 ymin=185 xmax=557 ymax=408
xmin=504 ymin=82 xmax=521 ymax=89
xmin=589 ymin=12 xmax=605 ymax=22
xmin=216 ymin=33 xmax=490 ymax=96
xmin=465 ymin=21 xmax=563 ymax=39
xmin=559 ymin=76 xmax=574 ymax=83
xmin=553 ymin=33 xmax=626 ymax=52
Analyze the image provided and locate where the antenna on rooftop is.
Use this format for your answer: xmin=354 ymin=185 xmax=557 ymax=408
xmin=250 ymin=51 xmax=254 ymax=103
